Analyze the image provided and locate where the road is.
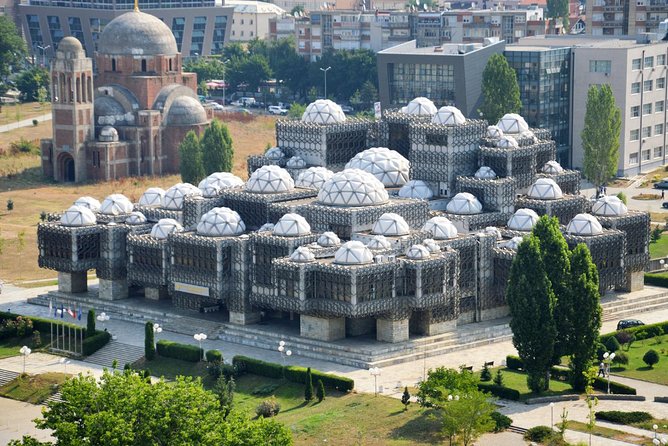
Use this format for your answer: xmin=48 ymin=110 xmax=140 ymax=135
xmin=0 ymin=112 xmax=51 ymax=133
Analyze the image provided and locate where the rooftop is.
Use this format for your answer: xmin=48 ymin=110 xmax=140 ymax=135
xmin=513 ymin=34 xmax=668 ymax=50
xmin=378 ymin=39 xmax=503 ymax=56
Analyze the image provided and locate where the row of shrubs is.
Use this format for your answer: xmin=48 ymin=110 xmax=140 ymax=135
xmin=595 ymin=410 xmax=653 ymax=424
xmin=644 ymin=273 xmax=668 ymax=288
xmin=156 ymin=340 xmax=203 ymax=363
xmin=477 ymin=382 xmax=521 ymax=401
xmin=0 ymin=311 xmax=85 ymax=338
xmin=232 ymin=355 xmax=354 ymax=392
xmin=82 ymin=330 xmax=112 ymax=356
xmin=600 ymin=320 xmax=668 ymax=345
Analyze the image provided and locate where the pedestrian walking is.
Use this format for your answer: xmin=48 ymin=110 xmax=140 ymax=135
xmin=662 ymin=190 xmax=665 ymax=199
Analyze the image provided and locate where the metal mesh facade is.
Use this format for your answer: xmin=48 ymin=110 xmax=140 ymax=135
xmin=596 ymin=211 xmax=650 ymax=273
xmin=536 ymin=169 xmax=581 ymax=195
xmin=96 ymin=223 xmax=151 ymax=280
xmin=456 ymin=176 xmax=517 ymax=213
xmin=479 ymin=137 xmax=557 ymax=189
xmin=514 ymin=195 xmax=589 ymax=225
xmin=563 ymin=229 xmax=626 ymax=291
xmin=38 ymin=223 xmax=102 ymax=272
xmin=126 ymin=234 xmax=170 ymax=288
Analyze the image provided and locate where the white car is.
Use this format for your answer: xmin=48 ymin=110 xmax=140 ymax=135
xmin=268 ymin=105 xmax=288 ymax=115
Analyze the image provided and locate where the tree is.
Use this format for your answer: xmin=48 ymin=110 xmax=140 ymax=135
xmin=316 ymin=379 xmax=325 ymax=403
xmin=440 ymin=390 xmax=496 ymax=446
xmin=506 ymin=235 xmax=556 ymax=393
xmin=179 ymin=130 xmax=205 ymax=184
xmin=227 ymin=54 xmax=272 ymax=92
xmin=304 ymin=367 xmax=314 ymax=402
xmin=22 ymin=370 xmax=292 ymax=446
xmin=290 ymin=5 xmax=304 ymax=15
xmin=213 ymin=375 xmax=235 ymax=419
xmin=359 ymin=80 xmax=378 ymax=110
xmin=201 ymin=119 xmax=233 ymax=175
xmin=184 ymin=58 xmax=227 ymax=82
xmin=582 ymin=84 xmax=621 ymax=190
xmin=480 ymin=53 xmax=521 ymax=125
xmin=568 ymin=244 xmax=602 ymax=391
xmin=546 ymin=0 xmax=569 ymax=21
xmin=0 ymin=16 xmax=26 ymax=94
xmin=401 ymin=386 xmax=411 ymax=411
xmin=643 ymin=349 xmax=660 ymax=368
xmin=288 ymin=103 xmax=306 ymax=119
xmin=144 ymin=321 xmax=155 ymax=361
xmin=87 ymin=309 xmax=95 ymax=335
xmin=417 ymin=367 xmax=479 ymax=408
xmin=16 ymin=66 xmax=50 ymax=102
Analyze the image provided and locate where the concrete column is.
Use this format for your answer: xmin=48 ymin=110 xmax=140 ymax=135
xmin=98 ymin=278 xmax=128 ymax=300
xmin=376 ymin=318 xmax=409 ymax=343
xmin=346 ymin=317 xmax=375 ymax=337
xmin=300 ymin=315 xmax=345 ymax=341
xmin=58 ymin=271 xmax=87 ymax=293
xmin=145 ymin=286 xmax=169 ymax=300
xmin=617 ymin=270 xmax=644 ymax=292
xmin=229 ymin=311 xmax=261 ymax=325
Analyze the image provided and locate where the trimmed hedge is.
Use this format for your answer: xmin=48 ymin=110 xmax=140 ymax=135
xmin=233 ymin=356 xmax=354 ymax=391
xmin=645 ymin=273 xmax=668 ymax=288
xmin=477 ymin=383 xmax=520 ymax=401
xmin=0 ymin=311 xmax=85 ymax=338
xmin=156 ymin=340 xmax=202 ymax=363
xmin=595 ymin=410 xmax=652 ymax=424
xmin=506 ymin=355 xmax=523 ymax=371
xmin=206 ymin=349 xmax=222 ymax=362
xmin=592 ymin=377 xmax=636 ymax=395
xmin=82 ymin=330 xmax=111 ymax=356
xmin=601 ymin=320 xmax=668 ymax=345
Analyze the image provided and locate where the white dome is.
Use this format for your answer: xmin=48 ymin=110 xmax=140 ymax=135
xmin=507 ymin=208 xmax=540 ymax=231
xmin=265 ymin=147 xmax=285 ymax=160
xmin=296 ymin=167 xmax=334 ymax=190
xmin=423 ymin=216 xmax=458 ymax=239
xmin=317 ymin=231 xmax=340 ymax=247
xmin=290 ymin=246 xmax=315 ymax=263
xmin=334 ymin=240 xmax=373 ymax=265
xmin=406 ymin=244 xmax=431 ymax=260
xmin=150 ymin=218 xmax=183 ymax=239
xmin=199 ymin=183 xmax=221 ymax=198
xmin=496 ymin=135 xmax=519 ymax=149
xmin=591 ymin=196 xmax=628 ymax=217
xmin=259 ymin=223 xmax=275 ymax=232
xmin=431 ymin=106 xmax=466 ymax=125
xmin=423 ymin=238 xmax=440 ymax=253
xmin=446 ymin=192 xmax=483 ymax=215
xmin=162 ymin=183 xmax=202 ymax=210
xmin=487 ymin=125 xmax=503 ymax=138
xmin=521 ymin=130 xmax=537 ymax=141
xmin=542 ymin=161 xmax=564 ymax=174
xmin=483 ymin=226 xmax=502 ymax=240
xmin=345 ymin=147 xmax=410 ymax=187
xmin=502 ymin=236 xmax=525 ymax=250
xmin=286 ymin=156 xmax=306 ymax=169
xmin=246 ymin=165 xmax=295 ymax=194
xmin=74 ymin=196 xmax=101 ymax=212
xmin=528 ymin=178 xmax=563 ymax=200
xmin=367 ymin=235 xmax=392 ymax=250
xmin=100 ymin=194 xmax=134 ymax=215
xmin=567 ymin=214 xmax=603 ymax=236
xmin=372 ymin=213 xmax=410 ymax=236
xmin=196 ymin=207 xmax=245 ymax=237
xmin=497 ymin=113 xmax=529 ymax=134
xmin=302 ymin=99 xmax=346 ymax=124
xmin=401 ymin=97 xmax=437 ymax=116
xmin=318 ymin=169 xmax=389 ymax=207
xmin=398 ymin=180 xmax=434 ymax=200
xmin=60 ymin=205 xmax=96 ymax=227
xmin=198 ymin=172 xmax=244 ymax=197
xmin=273 ymin=213 xmax=311 ymax=237
xmin=474 ymin=166 xmax=497 ymax=180
xmin=139 ymin=188 xmax=165 ymax=206
xmin=125 ymin=211 xmax=147 ymax=225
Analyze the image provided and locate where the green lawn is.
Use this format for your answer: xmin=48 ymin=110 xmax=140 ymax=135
xmin=0 ymin=336 xmax=31 ymax=359
xmin=649 ymin=236 xmax=668 ymax=258
xmin=0 ymin=372 xmax=69 ymax=404
xmin=493 ymin=368 xmax=577 ymax=400
xmin=610 ymin=337 xmax=668 ymax=385
xmin=568 ymin=420 xmax=654 ymax=445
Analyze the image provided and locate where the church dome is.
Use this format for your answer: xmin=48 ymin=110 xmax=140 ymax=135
xmin=398 ymin=180 xmax=433 ymax=200
xmin=60 ymin=205 xmax=96 ymax=227
xmin=98 ymin=10 xmax=178 ymax=56
xmin=318 ymin=169 xmax=388 ymax=207
xmin=196 ymin=207 xmax=245 ymax=237
xmin=296 ymin=167 xmax=334 ymax=190
xmin=345 ymin=147 xmax=410 ymax=187
xmin=423 ymin=216 xmax=458 ymax=239
xmin=334 ymin=241 xmax=373 ymax=265
xmin=372 ymin=213 xmax=410 ymax=236
xmin=165 ymin=96 xmax=208 ymax=126
xmin=401 ymin=97 xmax=437 ymax=116
xmin=446 ymin=192 xmax=483 ymax=215
xmin=431 ymin=106 xmax=466 ymax=125
xmin=302 ymin=99 xmax=346 ymax=124
xmin=246 ymin=165 xmax=294 ymax=194
xmin=566 ymin=214 xmax=603 ymax=236
xmin=528 ymin=178 xmax=563 ymax=200
xmin=57 ymin=37 xmax=84 ymax=59
xmin=99 ymin=126 xmax=119 ymax=142
xmin=591 ymin=196 xmax=628 ymax=216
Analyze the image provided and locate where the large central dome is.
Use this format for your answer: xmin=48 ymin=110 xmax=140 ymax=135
xmin=98 ymin=11 xmax=178 ymax=56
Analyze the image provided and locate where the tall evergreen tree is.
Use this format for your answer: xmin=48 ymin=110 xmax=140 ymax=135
xmin=304 ymin=367 xmax=314 ymax=402
xmin=507 ymin=235 xmax=556 ymax=393
xmin=87 ymin=309 xmax=96 ymax=335
xmin=178 ymin=130 xmax=205 ymax=184
xmin=144 ymin=321 xmax=155 ymax=361
xmin=582 ymin=84 xmax=621 ymax=189
xmin=480 ymin=54 xmax=522 ymax=125
xmin=568 ymin=244 xmax=602 ymax=391
xmin=201 ymin=119 xmax=234 ymax=175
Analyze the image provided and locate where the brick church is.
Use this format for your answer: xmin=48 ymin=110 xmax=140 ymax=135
xmin=41 ymin=6 xmax=212 ymax=183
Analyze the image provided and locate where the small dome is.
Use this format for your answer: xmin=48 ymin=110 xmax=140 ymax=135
xmin=502 ymin=236 xmax=525 ymax=250
xmin=474 ymin=166 xmax=497 ymax=180
xmin=542 ymin=161 xmax=564 ymax=174
xmin=497 ymin=113 xmax=529 ymax=134
xmin=74 ymin=196 xmax=101 ymax=212
xmin=406 ymin=244 xmax=431 ymax=260
xmin=139 ymin=187 xmax=165 ymax=206
xmin=197 ymin=207 xmax=245 ymax=237
xmin=290 ymin=246 xmax=315 ymax=263
xmin=162 ymin=183 xmax=202 ymax=210
xmin=367 ymin=235 xmax=392 ymax=250
xmin=423 ymin=238 xmax=440 ymax=253
xmin=317 ymin=231 xmax=340 ymax=247
xmin=528 ymin=178 xmax=563 ymax=200
xmin=265 ymin=147 xmax=285 ymax=160
xmin=496 ymin=135 xmax=518 ymax=149
xmin=273 ymin=213 xmax=311 ymax=237
xmin=507 ymin=208 xmax=540 ymax=231
xmin=483 ymin=226 xmax=502 ymax=240
xmin=100 ymin=194 xmax=133 ymax=215
xmin=125 ymin=211 xmax=147 ymax=225
xmin=372 ymin=213 xmax=410 ymax=236
xmin=446 ymin=192 xmax=483 ymax=215
xmin=592 ymin=196 xmax=628 ymax=217
xmin=246 ymin=165 xmax=294 ymax=194
xmin=259 ymin=223 xmax=275 ymax=232
xmin=567 ymin=214 xmax=603 ymax=236
xmin=199 ymin=172 xmax=244 ymax=196
xmin=296 ymin=167 xmax=334 ymax=190
xmin=99 ymin=126 xmax=119 ymax=142
xmin=165 ymin=96 xmax=208 ymax=126
xmin=60 ymin=205 xmax=96 ymax=227
xmin=98 ymin=10 xmax=178 ymax=56
xmin=487 ymin=125 xmax=503 ymax=138
xmin=423 ymin=216 xmax=458 ymax=239
xmin=398 ymin=180 xmax=433 ymax=200
xmin=318 ymin=169 xmax=389 ymax=207
xmin=286 ymin=156 xmax=306 ymax=169
xmin=345 ymin=147 xmax=410 ymax=187
xmin=401 ymin=97 xmax=437 ymax=116
xmin=431 ymin=106 xmax=466 ymax=125
xmin=302 ymin=99 xmax=346 ymax=124
xmin=334 ymin=240 xmax=373 ymax=265
xmin=199 ymin=183 xmax=221 ymax=198
xmin=150 ymin=218 xmax=183 ymax=239
xmin=57 ymin=36 xmax=83 ymax=55
xmin=521 ymin=130 xmax=537 ymax=141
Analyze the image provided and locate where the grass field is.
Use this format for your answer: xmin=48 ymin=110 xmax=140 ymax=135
xmin=0 ymin=372 xmax=68 ymax=404
xmin=492 ymin=368 xmax=576 ymax=400
xmin=610 ymin=336 xmax=668 ymax=385
xmin=0 ymin=336 xmax=28 ymax=359
xmin=0 ymin=102 xmax=50 ymax=126
xmin=567 ymin=420 xmax=654 ymax=445
xmin=650 ymin=235 xmax=668 ymax=258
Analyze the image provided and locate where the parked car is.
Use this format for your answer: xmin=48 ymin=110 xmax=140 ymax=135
xmin=340 ymin=105 xmax=354 ymax=113
xmin=663 ymin=202 xmax=668 ymax=209
xmin=268 ymin=105 xmax=288 ymax=115
xmin=616 ymin=319 xmax=645 ymax=331
xmin=209 ymin=102 xmax=225 ymax=111
xmin=239 ymin=97 xmax=257 ymax=107
xmin=654 ymin=179 xmax=668 ymax=189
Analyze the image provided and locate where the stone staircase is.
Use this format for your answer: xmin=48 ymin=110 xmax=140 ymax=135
xmin=84 ymin=341 xmax=145 ymax=368
xmin=600 ymin=287 xmax=668 ymax=322
xmin=44 ymin=392 xmax=63 ymax=405
xmin=0 ymin=368 xmax=19 ymax=387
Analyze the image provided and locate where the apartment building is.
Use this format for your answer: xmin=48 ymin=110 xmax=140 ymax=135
xmin=586 ymin=0 xmax=668 ymax=36
xmin=227 ymin=0 xmax=284 ymax=41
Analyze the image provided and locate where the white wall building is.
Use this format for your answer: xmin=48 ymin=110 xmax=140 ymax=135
xmin=228 ymin=0 xmax=285 ymax=41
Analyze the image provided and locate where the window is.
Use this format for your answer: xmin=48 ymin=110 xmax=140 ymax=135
xmin=632 ymin=58 xmax=642 ymax=70
xmin=655 ymin=146 xmax=663 ymax=158
xmin=659 ymin=54 xmax=667 ymax=66
xmin=589 ymin=60 xmax=611 ymax=73
xmin=658 ymin=77 xmax=666 ymax=89
xmin=657 ymin=101 xmax=665 ymax=112
xmin=644 ymin=80 xmax=653 ymax=92
xmin=630 ymin=152 xmax=639 ymax=165
xmin=656 ymin=123 xmax=664 ymax=135
xmin=643 ymin=103 xmax=653 ymax=115
xmin=642 ymin=149 xmax=651 ymax=161
xmin=631 ymin=128 xmax=640 ymax=140
xmin=631 ymin=105 xmax=640 ymax=117
xmin=645 ymin=56 xmax=654 ymax=68
xmin=632 ymin=82 xmax=641 ymax=94
xmin=642 ymin=126 xmax=652 ymax=138
xmin=241 ymin=19 xmax=244 ymax=25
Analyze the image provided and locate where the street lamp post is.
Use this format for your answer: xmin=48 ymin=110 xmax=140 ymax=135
xmin=96 ymin=312 xmax=110 ymax=332
xmin=369 ymin=366 xmax=381 ymax=396
xmin=222 ymin=59 xmax=230 ymax=106
xmin=550 ymin=402 xmax=555 ymax=430
xmin=277 ymin=340 xmax=292 ymax=376
xmin=153 ymin=323 xmax=162 ymax=339
xmin=603 ymin=351 xmax=616 ymax=394
xmin=37 ymin=45 xmax=50 ymax=67
xmin=20 ymin=346 xmax=31 ymax=374
xmin=194 ymin=333 xmax=207 ymax=360
xmin=320 ymin=66 xmax=331 ymax=99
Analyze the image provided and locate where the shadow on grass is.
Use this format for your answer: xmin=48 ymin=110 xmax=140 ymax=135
xmin=282 ymin=401 xmax=309 ymax=413
xmin=390 ymin=409 xmax=443 ymax=444
xmin=635 ymin=366 xmax=653 ymax=371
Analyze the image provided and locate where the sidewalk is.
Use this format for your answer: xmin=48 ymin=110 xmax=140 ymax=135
xmin=0 ymin=112 xmax=51 ymax=133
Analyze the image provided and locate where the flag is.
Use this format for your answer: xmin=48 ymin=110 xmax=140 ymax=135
xmin=49 ymin=299 xmax=52 ymax=313
xmin=60 ymin=304 xmax=64 ymax=318
xmin=77 ymin=307 xmax=82 ymax=321
xmin=54 ymin=301 xmax=58 ymax=317
xmin=67 ymin=307 xmax=75 ymax=318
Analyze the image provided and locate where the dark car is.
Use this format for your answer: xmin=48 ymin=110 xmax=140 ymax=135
xmin=663 ymin=202 xmax=668 ymax=209
xmin=654 ymin=179 xmax=668 ymax=189
xmin=616 ymin=319 xmax=645 ymax=331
